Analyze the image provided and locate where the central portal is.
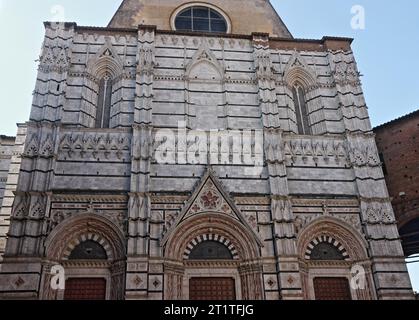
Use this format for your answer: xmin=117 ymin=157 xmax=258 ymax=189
xmin=189 ymin=277 xmax=236 ymax=300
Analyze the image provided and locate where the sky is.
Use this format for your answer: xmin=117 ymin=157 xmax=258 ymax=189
xmin=0 ymin=0 xmax=418 ymax=293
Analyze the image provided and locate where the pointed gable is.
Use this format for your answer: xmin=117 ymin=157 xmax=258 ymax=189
xmin=86 ymin=38 xmax=124 ymax=79
xmin=283 ymin=51 xmax=317 ymax=87
xmin=186 ymin=41 xmax=224 ymax=80
xmin=162 ymin=168 xmax=263 ymax=246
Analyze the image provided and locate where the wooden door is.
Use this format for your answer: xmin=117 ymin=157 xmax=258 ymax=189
xmin=189 ymin=277 xmax=236 ymax=300
xmin=64 ymin=278 xmax=106 ymax=300
xmin=314 ymin=277 xmax=352 ymax=300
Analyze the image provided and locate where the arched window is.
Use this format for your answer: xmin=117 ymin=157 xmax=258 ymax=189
xmin=189 ymin=241 xmax=233 ymax=260
xmin=95 ymin=74 xmax=113 ymax=128
xmin=68 ymin=240 xmax=108 ymax=260
xmin=292 ymin=84 xmax=311 ymax=135
xmin=174 ymin=6 xmax=228 ymax=33
xmin=310 ymin=242 xmax=345 ymax=261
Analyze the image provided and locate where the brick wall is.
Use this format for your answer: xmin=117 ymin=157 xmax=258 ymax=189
xmin=374 ymin=110 xmax=419 ymax=255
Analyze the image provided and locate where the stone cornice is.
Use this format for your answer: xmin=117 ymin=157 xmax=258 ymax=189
xmin=67 ymin=23 xmax=353 ymax=53
xmin=51 ymin=194 xmax=128 ymax=203
xmin=61 ymin=260 xmax=112 ymax=268
xmin=184 ymin=260 xmax=239 ymax=268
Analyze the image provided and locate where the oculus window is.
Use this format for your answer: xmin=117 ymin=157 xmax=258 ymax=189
xmin=175 ymin=6 xmax=228 ymax=33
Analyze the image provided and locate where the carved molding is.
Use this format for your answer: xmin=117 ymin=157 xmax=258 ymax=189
xmin=51 ymin=194 xmax=128 ymax=203
xmin=49 ymin=206 xmax=127 ymax=234
xmin=297 ymin=217 xmax=369 ymax=261
xmin=39 ymin=46 xmax=71 ymax=73
xmin=58 ymin=132 xmax=131 ymax=160
xmin=283 ymin=136 xmax=349 ymax=167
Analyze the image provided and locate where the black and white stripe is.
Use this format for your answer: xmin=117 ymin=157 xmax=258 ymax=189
xmin=305 ymin=235 xmax=349 ymax=261
xmin=183 ymin=234 xmax=239 ymax=260
xmin=62 ymin=233 xmax=113 ymax=261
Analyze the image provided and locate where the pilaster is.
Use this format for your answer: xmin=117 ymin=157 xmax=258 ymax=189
xmin=253 ymin=33 xmax=303 ymax=300
xmin=126 ymin=25 xmax=156 ymax=299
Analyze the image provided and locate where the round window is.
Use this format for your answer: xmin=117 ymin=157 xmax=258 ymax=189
xmin=174 ymin=6 xmax=228 ymax=33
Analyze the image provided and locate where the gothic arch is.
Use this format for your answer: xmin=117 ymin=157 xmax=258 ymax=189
xmin=86 ymin=40 xmax=124 ymax=80
xmin=45 ymin=213 xmax=126 ymax=262
xmin=165 ymin=213 xmax=260 ymax=261
xmin=41 ymin=213 xmax=126 ymax=300
xmin=78 ymin=39 xmax=125 ymax=128
xmin=187 ymin=60 xmax=223 ymax=81
xmin=283 ymin=52 xmax=317 ymax=89
xmin=297 ymin=217 xmax=375 ymax=300
xmin=185 ymin=43 xmax=224 ymax=81
xmin=297 ymin=217 xmax=368 ymax=261
xmin=184 ymin=43 xmax=226 ymax=130
xmin=284 ymin=67 xmax=317 ymax=89
xmin=164 ymin=213 xmax=263 ymax=300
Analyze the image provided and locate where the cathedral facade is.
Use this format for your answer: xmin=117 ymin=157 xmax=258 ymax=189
xmin=0 ymin=0 xmax=414 ymax=300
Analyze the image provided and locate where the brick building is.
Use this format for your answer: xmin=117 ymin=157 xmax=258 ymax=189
xmin=0 ymin=0 xmax=414 ymax=300
xmin=374 ymin=110 xmax=419 ymax=257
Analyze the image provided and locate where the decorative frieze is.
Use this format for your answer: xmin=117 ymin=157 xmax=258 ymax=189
xmin=49 ymin=207 xmax=127 ymax=234
xmin=294 ymin=213 xmax=362 ymax=235
xmin=39 ymin=46 xmax=72 ymax=73
xmin=283 ymin=136 xmax=349 ymax=167
xmin=58 ymin=131 xmax=131 ymax=160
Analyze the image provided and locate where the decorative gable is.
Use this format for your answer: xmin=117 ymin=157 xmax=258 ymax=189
xmin=162 ymin=168 xmax=263 ymax=247
xmin=184 ymin=175 xmax=235 ymax=220
xmin=86 ymin=37 xmax=124 ymax=79
xmin=186 ymin=41 xmax=224 ymax=80
xmin=283 ymin=50 xmax=317 ymax=87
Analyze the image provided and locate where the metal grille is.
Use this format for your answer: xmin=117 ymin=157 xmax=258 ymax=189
xmin=189 ymin=277 xmax=236 ymax=301
xmin=64 ymin=278 xmax=107 ymax=300
xmin=314 ymin=277 xmax=352 ymax=300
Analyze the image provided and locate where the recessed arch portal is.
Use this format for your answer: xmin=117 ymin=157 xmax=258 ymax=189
xmin=297 ymin=217 xmax=375 ymax=300
xmin=41 ymin=213 xmax=126 ymax=300
xmin=164 ymin=213 xmax=263 ymax=300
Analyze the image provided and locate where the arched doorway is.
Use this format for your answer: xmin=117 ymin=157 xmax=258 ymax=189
xmin=187 ymin=240 xmax=237 ymax=300
xmin=163 ymin=214 xmax=263 ymax=300
xmin=297 ymin=217 xmax=376 ymax=300
xmin=40 ymin=214 xmax=126 ymax=300
xmin=63 ymin=239 xmax=109 ymax=300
